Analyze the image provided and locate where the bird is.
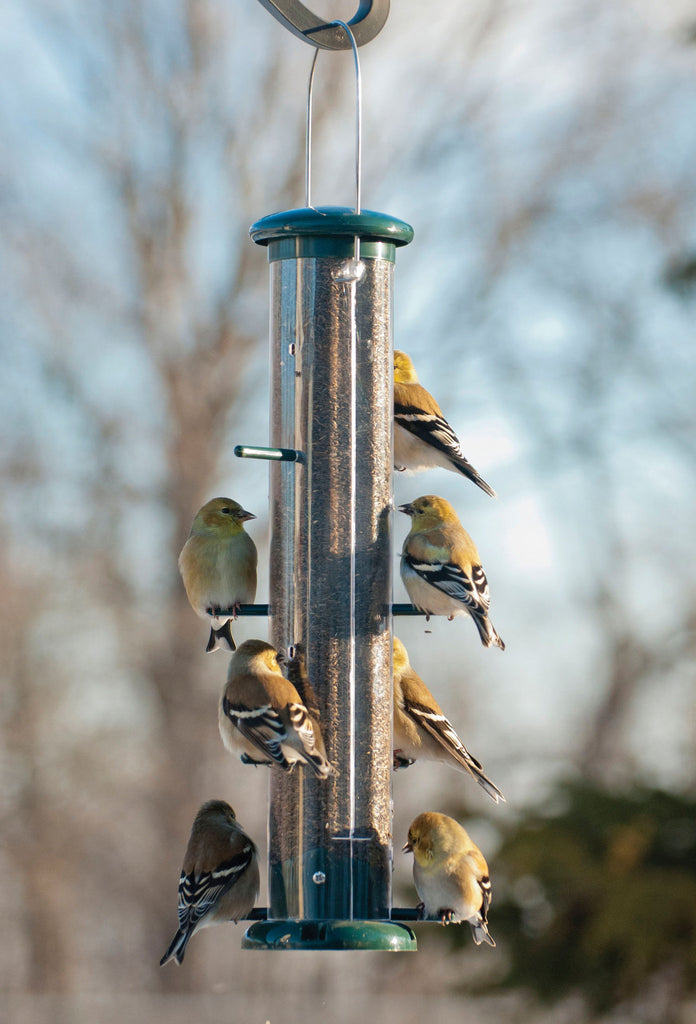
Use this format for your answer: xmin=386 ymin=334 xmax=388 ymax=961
xmin=219 ymin=639 xmax=333 ymax=779
xmin=403 ymin=811 xmax=495 ymax=946
xmin=393 ymin=350 xmax=495 ymax=497
xmin=392 ymin=636 xmax=504 ymax=803
xmin=160 ymin=800 xmax=259 ymax=966
xmin=178 ymin=497 xmax=258 ymax=653
xmin=399 ymin=495 xmax=504 ymax=650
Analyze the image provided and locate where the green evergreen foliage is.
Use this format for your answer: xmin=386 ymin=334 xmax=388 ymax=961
xmin=440 ymin=784 xmax=696 ymax=1010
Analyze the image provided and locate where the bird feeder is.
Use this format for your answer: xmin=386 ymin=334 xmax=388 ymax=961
xmin=236 ymin=2 xmax=418 ymax=951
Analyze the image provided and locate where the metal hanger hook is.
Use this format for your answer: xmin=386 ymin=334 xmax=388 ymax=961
xmin=256 ymin=0 xmax=389 ymax=50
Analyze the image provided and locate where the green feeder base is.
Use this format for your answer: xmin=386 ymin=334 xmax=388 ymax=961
xmin=242 ymin=919 xmax=417 ymax=951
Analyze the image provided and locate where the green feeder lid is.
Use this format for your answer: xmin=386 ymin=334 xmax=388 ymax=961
xmin=250 ymin=206 xmax=414 ymax=262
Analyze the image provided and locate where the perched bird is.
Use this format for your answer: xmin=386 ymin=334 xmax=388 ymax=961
xmin=393 ymin=350 xmax=495 ymax=497
xmin=403 ymin=811 xmax=495 ymax=946
xmin=392 ymin=637 xmax=504 ymax=803
xmin=178 ymin=497 xmax=258 ymax=653
xmin=160 ymin=800 xmax=259 ymax=966
xmin=219 ymin=639 xmax=333 ymax=779
xmin=399 ymin=495 xmax=504 ymax=650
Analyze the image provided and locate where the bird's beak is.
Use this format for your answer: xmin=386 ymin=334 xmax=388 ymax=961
xmin=239 ymin=510 xmax=256 ymax=522
xmin=398 ymin=503 xmax=414 ymax=516
xmin=402 ymin=841 xmax=413 ymax=854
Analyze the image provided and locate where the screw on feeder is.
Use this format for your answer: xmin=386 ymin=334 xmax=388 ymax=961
xmin=333 ymin=258 xmax=366 ymax=284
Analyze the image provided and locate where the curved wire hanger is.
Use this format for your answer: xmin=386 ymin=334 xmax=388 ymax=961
xmin=305 ymin=20 xmax=361 ymax=214
xmin=305 ymin=20 xmax=365 ymax=280
xmin=255 ymin=0 xmax=389 ymax=50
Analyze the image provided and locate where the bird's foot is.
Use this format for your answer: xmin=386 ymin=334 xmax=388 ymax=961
xmin=447 ymin=614 xmax=455 ymax=621
xmin=439 ymin=909 xmax=455 ymax=926
xmin=240 ymin=753 xmax=272 ymax=767
xmin=393 ymin=751 xmax=415 ymax=770
xmin=416 ymin=902 xmax=426 ymax=921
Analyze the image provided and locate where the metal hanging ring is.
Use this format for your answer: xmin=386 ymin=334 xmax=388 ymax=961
xmin=306 ymin=20 xmax=362 ymax=216
xmin=256 ymin=0 xmax=389 ymax=50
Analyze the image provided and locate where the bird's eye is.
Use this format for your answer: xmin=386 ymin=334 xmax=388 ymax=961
xmin=220 ymin=507 xmax=231 ymax=514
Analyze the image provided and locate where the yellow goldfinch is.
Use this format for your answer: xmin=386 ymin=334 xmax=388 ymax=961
xmin=392 ymin=637 xmax=504 ymax=803
xmin=403 ymin=811 xmax=495 ymax=945
xmin=394 ymin=350 xmax=495 ymax=497
xmin=178 ymin=497 xmax=258 ymax=653
xmin=399 ymin=495 xmax=504 ymax=650
xmin=219 ymin=639 xmax=333 ymax=779
xmin=160 ymin=800 xmax=259 ymax=966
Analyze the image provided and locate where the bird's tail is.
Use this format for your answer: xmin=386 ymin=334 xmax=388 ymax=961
xmin=466 ymin=759 xmax=505 ymax=804
xmin=287 ymin=705 xmax=335 ymax=779
xmin=470 ymin=917 xmax=496 ymax=947
xmin=472 ymin=611 xmax=505 ymax=650
xmin=452 ymin=454 xmax=497 ymax=499
xmin=160 ymin=928 xmax=192 ymax=966
xmin=206 ymin=621 xmax=236 ymax=653
xmin=304 ymin=748 xmax=334 ymax=779
xmin=426 ymin=716 xmax=505 ymax=802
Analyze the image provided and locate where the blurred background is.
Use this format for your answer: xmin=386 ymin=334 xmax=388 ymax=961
xmin=2 ymin=1 xmax=696 ymax=1021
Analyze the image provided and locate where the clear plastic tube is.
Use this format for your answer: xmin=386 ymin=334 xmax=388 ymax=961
xmin=267 ymin=252 xmax=394 ymax=920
